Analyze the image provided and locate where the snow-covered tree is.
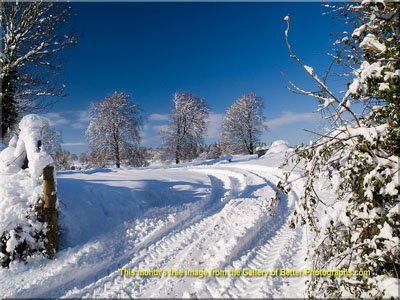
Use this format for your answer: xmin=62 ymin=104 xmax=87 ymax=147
xmin=41 ymin=124 xmax=62 ymax=156
xmin=279 ymin=2 xmax=399 ymax=298
xmin=0 ymin=1 xmax=76 ymax=141
xmin=221 ymin=93 xmax=267 ymax=154
xmin=70 ymin=153 xmax=78 ymax=162
xmin=205 ymin=143 xmax=223 ymax=159
xmin=87 ymin=148 xmax=107 ymax=168
xmin=78 ymin=152 xmax=90 ymax=168
xmin=125 ymin=147 xmax=149 ymax=167
xmin=86 ymin=92 xmax=143 ymax=168
xmin=53 ymin=149 xmax=72 ymax=170
xmin=161 ymin=92 xmax=209 ymax=164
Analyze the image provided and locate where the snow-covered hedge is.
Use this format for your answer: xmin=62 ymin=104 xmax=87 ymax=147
xmin=0 ymin=114 xmax=54 ymax=267
xmin=291 ymin=105 xmax=399 ymax=298
xmin=280 ymin=0 xmax=399 ymax=298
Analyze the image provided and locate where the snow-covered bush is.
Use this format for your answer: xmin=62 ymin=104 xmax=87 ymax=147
xmin=291 ymin=106 xmax=399 ymax=298
xmin=280 ymin=1 xmax=399 ymax=298
xmin=0 ymin=114 xmax=54 ymax=267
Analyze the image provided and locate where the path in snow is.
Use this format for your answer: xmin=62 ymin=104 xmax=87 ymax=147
xmin=0 ymin=155 xmax=309 ymax=298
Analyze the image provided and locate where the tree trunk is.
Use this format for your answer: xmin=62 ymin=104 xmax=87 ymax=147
xmin=249 ymin=141 xmax=254 ymax=154
xmin=114 ymin=127 xmax=120 ymax=168
xmin=175 ymin=144 xmax=180 ymax=164
xmin=248 ymin=124 xmax=254 ymax=154
xmin=1 ymin=70 xmax=18 ymax=140
xmin=115 ymin=150 xmax=120 ymax=168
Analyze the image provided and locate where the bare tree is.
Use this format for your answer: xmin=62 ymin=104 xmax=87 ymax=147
xmin=0 ymin=1 xmax=76 ymax=140
xmin=221 ymin=93 xmax=267 ymax=154
xmin=161 ymin=92 xmax=209 ymax=164
xmin=86 ymin=92 xmax=143 ymax=168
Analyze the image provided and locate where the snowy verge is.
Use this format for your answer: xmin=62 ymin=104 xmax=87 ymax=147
xmin=0 ymin=114 xmax=54 ymax=266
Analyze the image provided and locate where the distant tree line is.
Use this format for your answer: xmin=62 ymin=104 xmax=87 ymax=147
xmin=83 ymin=90 xmax=268 ymax=168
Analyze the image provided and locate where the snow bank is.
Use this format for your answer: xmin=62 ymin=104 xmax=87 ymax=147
xmin=0 ymin=136 xmax=25 ymax=173
xmin=265 ymin=140 xmax=291 ymax=155
xmin=192 ymin=155 xmax=233 ymax=166
xmin=0 ymin=171 xmax=45 ymax=255
xmin=0 ymin=114 xmax=55 ymax=266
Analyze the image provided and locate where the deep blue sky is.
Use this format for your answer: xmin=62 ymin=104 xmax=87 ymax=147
xmin=48 ymin=2 xmax=348 ymax=153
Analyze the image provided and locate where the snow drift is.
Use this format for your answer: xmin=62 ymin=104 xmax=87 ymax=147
xmin=0 ymin=114 xmax=55 ymax=267
xmin=265 ymin=140 xmax=291 ymax=155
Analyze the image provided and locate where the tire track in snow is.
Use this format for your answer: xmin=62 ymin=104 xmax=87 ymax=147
xmin=61 ymin=166 xmax=276 ymax=298
xmin=201 ymin=168 xmax=309 ymax=298
xmin=10 ymin=172 xmax=238 ymax=298
xmin=60 ymin=170 xmax=247 ymax=298
xmin=136 ymin=166 xmax=276 ymax=298
xmin=207 ymin=219 xmax=304 ymax=298
xmin=9 ymin=162 xmax=306 ymax=299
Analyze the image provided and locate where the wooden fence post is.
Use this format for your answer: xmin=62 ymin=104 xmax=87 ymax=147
xmin=42 ymin=165 xmax=58 ymax=258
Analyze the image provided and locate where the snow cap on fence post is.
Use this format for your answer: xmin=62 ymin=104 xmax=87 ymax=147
xmin=14 ymin=114 xmax=54 ymax=179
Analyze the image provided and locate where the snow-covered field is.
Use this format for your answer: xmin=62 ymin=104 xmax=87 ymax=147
xmin=0 ymin=142 xmax=317 ymax=298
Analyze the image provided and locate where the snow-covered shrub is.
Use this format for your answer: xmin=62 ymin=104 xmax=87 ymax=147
xmin=290 ymin=106 xmax=399 ymax=298
xmin=0 ymin=114 xmax=55 ymax=267
xmin=280 ymin=1 xmax=399 ymax=298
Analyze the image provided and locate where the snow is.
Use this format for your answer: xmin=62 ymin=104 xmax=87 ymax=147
xmin=304 ymin=65 xmax=314 ymax=76
xmin=2 ymin=114 xmax=54 ymax=179
xmin=361 ymin=0 xmax=385 ymax=6
xmin=0 ymin=139 xmax=397 ymax=298
xmin=359 ymin=33 xmax=386 ymax=53
xmin=265 ymin=140 xmax=291 ymax=155
xmin=0 ymin=114 xmax=56 ymax=264
xmin=0 ymin=169 xmax=43 ymax=231
xmin=0 ymin=142 xmax=312 ymax=298
xmin=345 ymin=60 xmax=385 ymax=98
xmin=378 ymin=82 xmax=389 ymax=91
xmin=352 ymin=24 xmax=366 ymax=38
xmin=376 ymin=276 xmax=400 ymax=299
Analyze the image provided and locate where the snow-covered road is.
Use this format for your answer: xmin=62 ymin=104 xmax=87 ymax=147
xmin=0 ymin=144 xmax=311 ymax=298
